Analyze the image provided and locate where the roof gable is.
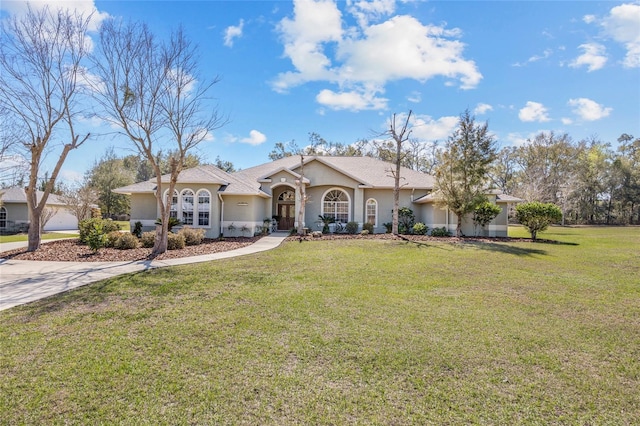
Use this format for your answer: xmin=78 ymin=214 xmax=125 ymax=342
xmin=0 ymin=187 xmax=65 ymax=205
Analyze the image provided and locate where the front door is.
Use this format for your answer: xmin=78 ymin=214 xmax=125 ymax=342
xmin=278 ymin=203 xmax=295 ymax=230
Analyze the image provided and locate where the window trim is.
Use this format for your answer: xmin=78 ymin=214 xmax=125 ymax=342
xmin=321 ymin=187 xmax=351 ymax=223
xmin=181 ymin=189 xmax=195 ymax=226
xmin=0 ymin=206 xmax=6 ymax=229
xmin=196 ymin=189 xmax=211 ymax=227
xmin=366 ymin=198 xmax=378 ymax=227
xmin=162 ymin=188 xmax=211 ymax=228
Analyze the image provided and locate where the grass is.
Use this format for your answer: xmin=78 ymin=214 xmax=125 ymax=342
xmin=113 ymin=220 xmax=130 ymax=231
xmin=0 ymin=232 xmax=78 ymax=244
xmin=1 ymin=226 xmax=638 ymax=424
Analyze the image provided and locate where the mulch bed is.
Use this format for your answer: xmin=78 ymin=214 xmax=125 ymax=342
xmin=0 ymin=237 xmax=261 ymax=262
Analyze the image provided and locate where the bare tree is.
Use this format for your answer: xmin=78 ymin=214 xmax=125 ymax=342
xmin=60 ymin=183 xmax=98 ymax=221
xmin=40 ymin=207 xmax=57 ymax=233
xmin=383 ymin=111 xmax=413 ymax=235
xmin=92 ymin=20 xmax=226 ymax=254
xmin=296 ymin=154 xmax=307 ymax=237
xmin=0 ymin=6 xmax=92 ymax=251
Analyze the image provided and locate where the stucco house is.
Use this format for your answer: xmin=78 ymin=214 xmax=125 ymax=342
xmin=113 ymin=156 xmax=518 ymax=238
xmin=0 ymin=187 xmax=79 ymax=233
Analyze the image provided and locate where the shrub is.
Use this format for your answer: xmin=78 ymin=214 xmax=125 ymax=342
xmin=383 ymin=222 xmax=392 ymax=233
xmin=79 ymin=218 xmax=120 ymax=243
xmin=179 ymin=226 xmax=205 ymax=246
xmin=362 ymin=222 xmax=374 ymax=234
xmin=141 ymin=231 xmax=156 ymax=248
xmin=345 ymin=221 xmax=359 ymax=234
xmin=430 ymin=227 xmax=451 ymax=237
xmin=360 ymin=229 xmax=370 ymax=235
xmin=318 ymin=215 xmax=334 ymax=234
xmin=105 ymin=231 xmax=122 ymax=248
xmin=114 ymin=233 xmax=139 ymax=250
xmin=398 ymin=207 xmax=415 ymax=234
xmin=515 ymin=201 xmax=563 ymax=240
xmin=167 ymin=232 xmax=186 ymax=250
xmin=473 ymin=202 xmax=501 ymax=236
xmin=155 ymin=216 xmax=181 ymax=232
xmin=412 ymin=222 xmax=428 ymax=235
xmin=132 ymin=221 xmax=143 ymax=238
xmin=85 ymin=222 xmax=107 ymax=252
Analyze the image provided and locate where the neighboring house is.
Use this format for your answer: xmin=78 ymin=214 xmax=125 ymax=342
xmin=0 ymin=187 xmax=79 ymax=233
xmin=113 ymin=156 xmax=519 ymax=238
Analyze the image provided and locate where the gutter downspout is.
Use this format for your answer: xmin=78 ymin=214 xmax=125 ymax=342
xmin=218 ymin=192 xmax=224 ymax=236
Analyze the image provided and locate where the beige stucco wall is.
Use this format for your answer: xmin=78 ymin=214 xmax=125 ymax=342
xmin=129 ymin=184 xmax=223 ymax=238
xmin=3 ymin=203 xmax=28 ymax=224
xmin=221 ymin=194 xmax=267 ymax=237
xmin=413 ymin=199 xmax=510 ymax=237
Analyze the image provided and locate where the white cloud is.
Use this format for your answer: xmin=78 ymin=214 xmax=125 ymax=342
xmin=474 ymin=103 xmax=493 ymax=115
xmin=0 ymin=0 xmax=109 ymax=32
xmin=407 ymin=91 xmax=421 ymax=103
xmin=513 ymin=49 xmax=552 ymax=67
xmin=316 ymin=88 xmax=388 ymax=110
xmin=59 ymin=169 xmax=84 ymax=185
xmin=519 ymin=101 xmax=551 ymax=122
xmin=583 ymin=14 xmax=596 ymax=24
xmin=568 ymin=98 xmax=612 ymax=121
xmin=602 ymin=3 xmax=640 ymax=68
xmin=273 ymin=0 xmax=481 ymax=111
xmin=347 ymin=0 xmax=396 ymax=27
xmin=570 ymin=43 xmax=607 ymax=71
xmin=386 ymin=113 xmax=458 ymax=141
xmin=240 ymin=130 xmax=267 ymax=145
xmin=224 ymin=19 xmax=244 ymax=48
xmin=561 ymin=117 xmax=573 ymax=125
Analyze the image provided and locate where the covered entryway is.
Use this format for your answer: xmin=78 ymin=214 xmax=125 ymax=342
xmin=275 ymin=189 xmax=296 ymax=231
xmin=276 ymin=189 xmax=296 ymax=230
xmin=277 ymin=203 xmax=295 ymax=230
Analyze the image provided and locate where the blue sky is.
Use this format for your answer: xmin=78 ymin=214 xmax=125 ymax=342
xmin=2 ymin=0 xmax=639 ymax=183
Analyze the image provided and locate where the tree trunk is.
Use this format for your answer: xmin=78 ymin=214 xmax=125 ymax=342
xmin=456 ymin=215 xmax=462 ymax=237
xmin=27 ymin=208 xmax=41 ymax=251
xmin=152 ymin=176 xmax=170 ymax=255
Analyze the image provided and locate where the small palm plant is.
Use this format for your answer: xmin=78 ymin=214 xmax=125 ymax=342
xmin=318 ymin=215 xmax=335 ymax=234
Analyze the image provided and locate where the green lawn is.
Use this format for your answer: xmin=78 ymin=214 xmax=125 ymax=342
xmin=1 ymin=226 xmax=638 ymax=424
xmin=0 ymin=232 xmax=78 ymax=244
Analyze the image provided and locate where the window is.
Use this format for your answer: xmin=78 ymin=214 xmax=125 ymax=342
xmin=0 ymin=206 xmax=6 ymax=229
xmin=169 ymin=191 xmax=178 ymax=219
xmin=366 ymin=199 xmax=377 ymax=226
xmin=322 ymin=189 xmax=350 ymax=223
xmin=278 ymin=190 xmax=295 ymax=201
xmin=181 ymin=189 xmax=194 ymax=225
xmin=197 ymin=190 xmax=210 ymax=226
xmin=162 ymin=188 xmax=210 ymax=228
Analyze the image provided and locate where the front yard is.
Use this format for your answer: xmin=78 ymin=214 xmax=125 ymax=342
xmin=1 ymin=226 xmax=638 ymax=424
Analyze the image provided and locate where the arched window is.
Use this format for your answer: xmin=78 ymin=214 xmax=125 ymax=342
xmin=166 ymin=190 xmax=178 ymax=219
xmin=181 ymin=189 xmax=194 ymax=225
xmin=0 ymin=206 xmax=6 ymax=229
xmin=366 ymin=199 xmax=378 ymax=226
xmin=278 ymin=190 xmax=295 ymax=201
xmin=197 ymin=190 xmax=211 ymax=226
xmin=322 ymin=189 xmax=350 ymax=223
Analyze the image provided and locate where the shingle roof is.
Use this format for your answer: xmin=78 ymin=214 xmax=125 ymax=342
xmin=113 ymin=157 xmax=435 ymax=196
xmin=236 ymin=156 xmax=435 ymax=189
xmin=495 ymin=194 xmax=524 ymax=203
xmin=0 ymin=187 xmax=65 ymax=205
xmin=113 ymin=164 xmax=268 ymax=197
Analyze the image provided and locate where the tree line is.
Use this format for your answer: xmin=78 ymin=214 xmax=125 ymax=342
xmin=269 ymin=129 xmax=640 ymax=226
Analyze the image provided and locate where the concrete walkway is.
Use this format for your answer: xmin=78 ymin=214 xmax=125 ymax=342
xmin=0 ymin=233 xmax=289 ymax=311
